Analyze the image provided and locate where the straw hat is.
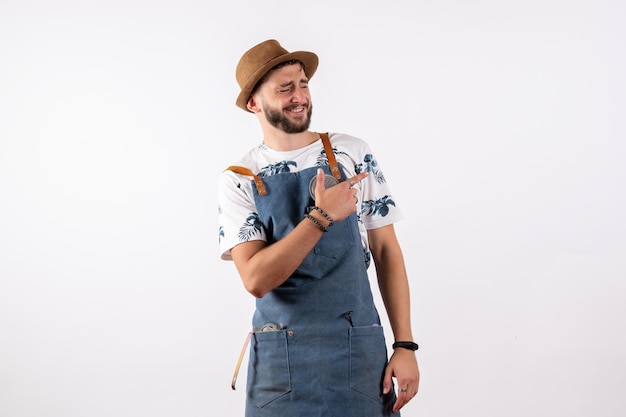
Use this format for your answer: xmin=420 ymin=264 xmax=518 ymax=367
xmin=235 ymin=39 xmax=319 ymax=112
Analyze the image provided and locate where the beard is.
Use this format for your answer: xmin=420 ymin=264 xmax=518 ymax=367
xmin=263 ymin=102 xmax=313 ymax=134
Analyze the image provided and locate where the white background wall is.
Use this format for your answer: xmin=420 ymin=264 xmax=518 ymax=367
xmin=1 ymin=1 xmax=625 ymax=416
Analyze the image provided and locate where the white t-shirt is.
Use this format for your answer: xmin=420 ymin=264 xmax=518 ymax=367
xmin=218 ymin=132 xmax=403 ymax=260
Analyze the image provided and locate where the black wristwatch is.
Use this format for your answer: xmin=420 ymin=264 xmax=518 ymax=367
xmin=392 ymin=341 xmax=419 ymax=351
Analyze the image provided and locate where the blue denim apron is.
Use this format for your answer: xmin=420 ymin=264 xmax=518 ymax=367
xmin=241 ymin=145 xmax=399 ymax=416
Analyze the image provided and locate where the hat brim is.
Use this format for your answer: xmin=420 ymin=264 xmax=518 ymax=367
xmin=236 ymin=51 xmax=319 ymax=112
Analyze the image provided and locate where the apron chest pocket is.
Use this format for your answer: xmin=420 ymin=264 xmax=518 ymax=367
xmin=313 ymin=215 xmax=356 ymax=259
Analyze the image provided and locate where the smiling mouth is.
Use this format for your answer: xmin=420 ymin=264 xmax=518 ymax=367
xmin=286 ymin=104 xmax=308 ymax=113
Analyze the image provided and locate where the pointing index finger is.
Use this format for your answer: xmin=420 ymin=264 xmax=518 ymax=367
xmin=348 ymin=171 xmax=368 ymax=187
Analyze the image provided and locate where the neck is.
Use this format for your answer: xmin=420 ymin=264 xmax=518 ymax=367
xmin=261 ymin=127 xmax=319 ymax=152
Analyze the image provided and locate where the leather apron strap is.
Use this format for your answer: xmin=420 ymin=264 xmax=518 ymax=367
xmin=319 ymin=132 xmax=342 ymax=182
xmin=225 ymin=165 xmax=268 ymax=196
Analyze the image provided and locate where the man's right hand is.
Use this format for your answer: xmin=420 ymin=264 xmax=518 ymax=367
xmin=314 ymin=168 xmax=368 ymax=222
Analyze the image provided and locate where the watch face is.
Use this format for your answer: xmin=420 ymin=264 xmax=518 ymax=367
xmin=309 ymin=174 xmax=339 ymax=199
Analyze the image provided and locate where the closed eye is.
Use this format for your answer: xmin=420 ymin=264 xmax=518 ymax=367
xmin=277 ymin=79 xmax=308 ymax=93
xmin=277 ymin=82 xmax=293 ymax=93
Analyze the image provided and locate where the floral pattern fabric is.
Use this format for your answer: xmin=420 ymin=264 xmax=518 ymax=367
xmin=218 ymin=132 xmax=403 ymax=260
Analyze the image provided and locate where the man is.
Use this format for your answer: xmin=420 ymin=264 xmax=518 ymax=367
xmin=218 ymin=39 xmax=419 ymax=416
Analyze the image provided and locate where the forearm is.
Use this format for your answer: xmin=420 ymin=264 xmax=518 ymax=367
xmin=233 ymin=212 xmax=327 ymax=297
xmin=377 ymin=256 xmax=414 ymax=342
xmin=369 ymin=225 xmax=414 ymax=342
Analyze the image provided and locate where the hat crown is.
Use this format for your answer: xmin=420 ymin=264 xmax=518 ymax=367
xmin=236 ymin=39 xmax=287 ymax=89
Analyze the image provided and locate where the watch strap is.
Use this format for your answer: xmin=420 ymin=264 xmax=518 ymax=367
xmin=392 ymin=341 xmax=419 ymax=351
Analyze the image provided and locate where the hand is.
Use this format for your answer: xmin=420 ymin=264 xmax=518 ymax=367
xmin=383 ymin=349 xmax=420 ymax=413
xmin=313 ymin=168 xmax=367 ymax=222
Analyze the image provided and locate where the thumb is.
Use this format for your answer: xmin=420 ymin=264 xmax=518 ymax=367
xmin=315 ymin=168 xmax=325 ymax=198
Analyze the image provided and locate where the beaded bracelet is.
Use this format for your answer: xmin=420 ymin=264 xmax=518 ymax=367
xmin=308 ymin=206 xmax=334 ymax=227
xmin=304 ymin=213 xmax=328 ymax=232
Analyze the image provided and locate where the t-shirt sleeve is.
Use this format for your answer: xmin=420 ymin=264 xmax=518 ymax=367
xmin=217 ymin=169 xmax=267 ymax=260
xmin=350 ymin=137 xmax=404 ymax=230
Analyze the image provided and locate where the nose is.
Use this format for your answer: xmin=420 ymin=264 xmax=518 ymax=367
xmin=291 ymin=86 xmax=308 ymax=103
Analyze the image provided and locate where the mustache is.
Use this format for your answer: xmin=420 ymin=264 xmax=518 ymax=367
xmin=284 ymin=102 xmax=310 ymax=111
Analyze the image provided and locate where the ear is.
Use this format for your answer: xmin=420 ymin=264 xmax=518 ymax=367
xmin=246 ymin=95 xmax=261 ymax=113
